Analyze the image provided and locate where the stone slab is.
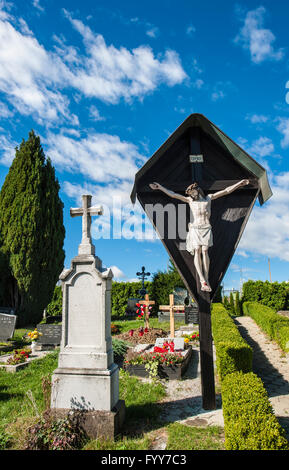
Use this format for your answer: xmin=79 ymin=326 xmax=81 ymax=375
xmin=0 ymin=313 xmax=17 ymax=341
xmin=36 ymin=323 xmax=62 ymax=346
xmin=155 ymin=337 xmax=185 ymax=351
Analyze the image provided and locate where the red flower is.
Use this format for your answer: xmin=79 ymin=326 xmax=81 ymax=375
xmin=136 ymin=303 xmax=140 ymax=307
xmin=144 ymin=327 xmax=148 ymax=333
xmin=129 ymin=329 xmax=134 ymax=337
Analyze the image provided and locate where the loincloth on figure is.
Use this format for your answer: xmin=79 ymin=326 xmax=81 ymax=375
xmin=186 ymin=223 xmax=213 ymax=255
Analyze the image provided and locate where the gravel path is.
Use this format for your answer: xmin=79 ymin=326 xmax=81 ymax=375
xmin=234 ymin=316 xmax=289 ymax=438
xmin=137 ymin=316 xmax=289 ymax=448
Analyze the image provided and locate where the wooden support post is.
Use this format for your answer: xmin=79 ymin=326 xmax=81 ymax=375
xmin=140 ymin=294 xmax=155 ymax=329
xmin=197 ymin=290 xmax=216 ymax=410
xmin=169 ymin=294 xmax=175 ymax=338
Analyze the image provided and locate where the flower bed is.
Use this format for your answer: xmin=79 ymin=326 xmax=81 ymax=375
xmin=124 ymin=345 xmax=192 ymax=380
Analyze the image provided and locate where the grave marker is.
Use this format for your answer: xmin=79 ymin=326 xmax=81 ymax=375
xmin=159 ymin=294 xmax=185 ymax=338
xmin=0 ymin=313 xmax=17 ymax=341
xmin=51 ymin=194 xmax=125 ymax=439
xmin=36 ymin=323 xmax=62 ymax=347
xmin=139 ymin=294 xmax=155 ymax=329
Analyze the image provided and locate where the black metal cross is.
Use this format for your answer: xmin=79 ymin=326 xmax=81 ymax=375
xmin=136 ymin=266 xmax=151 ymax=298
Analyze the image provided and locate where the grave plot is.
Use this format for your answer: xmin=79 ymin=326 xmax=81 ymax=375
xmin=0 ymin=349 xmax=52 ymax=373
xmin=124 ymin=337 xmax=192 ymax=380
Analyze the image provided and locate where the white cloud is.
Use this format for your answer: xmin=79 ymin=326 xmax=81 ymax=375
xmin=88 ymin=105 xmax=106 ymax=122
xmin=248 ymin=136 xmax=274 ymax=158
xmin=0 ymin=132 xmax=16 ymax=165
xmin=32 ymin=0 xmax=44 ymax=12
xmin=186 ymin=25 xmax=196 ymax=36
xmin=146 ymin=26 xmax=159 ymax=38
xmin=276 ymin=117 xmax=289 ymax=148
xmin=63 ymin=9 xmax=187 ymax=103
xmin=239 ymin=172 xmax=289 ymax=262
xmin=109 ymin=265 xmax=125 ymax=279
xmin=0 ymin=10 xmax=187 ymax=126
xmin=234 ymin=6 xmax=284 ymax=64
xmin=45 ymin=131 xmax=145 ymax=184
xmin=246 ymin=113 xmax=269 ymax=124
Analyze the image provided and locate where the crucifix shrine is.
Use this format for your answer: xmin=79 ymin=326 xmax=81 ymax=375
xmin=140 ymin=294 xmax=155 ymax=329
xmin=130 ymin=113 xmax=272 ymax=410
xmin=159 ymin=294 xmax=185 ymax=338
xmin=136 ymin=266 xmax=151 ymax=298
xmin=70 ymin=194 xmax=103 ymax=256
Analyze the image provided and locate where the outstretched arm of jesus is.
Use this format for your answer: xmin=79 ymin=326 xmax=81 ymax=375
xmin=208 ymin=179 xmax=250 ymax=200
xmin=149 ymin=182 xmax=189 ymax=203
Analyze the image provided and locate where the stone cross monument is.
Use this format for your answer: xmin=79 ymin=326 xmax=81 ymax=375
xmin=51 ymin=194 xmax=125 ymax=439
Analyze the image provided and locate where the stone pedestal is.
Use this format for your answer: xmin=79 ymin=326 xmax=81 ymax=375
xmin=51 ymin=253 xmax=124 ymax=438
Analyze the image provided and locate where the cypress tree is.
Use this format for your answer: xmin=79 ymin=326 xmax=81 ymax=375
xmin=0 ymin=130 xmax=65 ymax=326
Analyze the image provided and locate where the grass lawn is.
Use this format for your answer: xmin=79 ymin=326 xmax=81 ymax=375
xmin=0 ymin=321 xmax=224 ymax=451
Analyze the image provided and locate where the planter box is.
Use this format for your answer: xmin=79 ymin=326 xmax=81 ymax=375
xmin=125 ymin=346 xmax=192 ymax=380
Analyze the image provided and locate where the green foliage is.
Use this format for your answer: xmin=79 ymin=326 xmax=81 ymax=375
xmin=242 ymin=280 xmax=289 ymax=311
xmin=46 ymin=286 xmax=62 ymax=317
xmin=150 ymin=259 xmax=185 ymax=311
xmin=0 ymin=130 xmax=65 ymax=326
xmin=111 ymin=281 xmax=153 ymax=317
xmin=112 ymin=338 xmax=128 ymax=360
xmin=243 ymin=301 xmax=289 ymax=352
xmin=0 ymin=426 xmax=11 ymax=450
xmin=111 ymin=259 xmax=187 ymax=318
xmin=222 ymin=371 xmax=289 ymax=450
xmin=211 ymin=303 xmax=252 ymax=381
xmin=229 ymin=292 xmax=235 ymax=315
xmin=25 ymin=410 xmax=88 ymax=450
xmin=234 ymin=291 xmax=242 ymax=316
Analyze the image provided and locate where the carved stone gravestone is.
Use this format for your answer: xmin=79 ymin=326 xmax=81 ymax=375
xmin=36 ymin=323 xmax=62 ymax=350
xmin=0 ymin=313 xmax=17 ymax=341
xmin=50 ymin=195 xmax=125 ymax=439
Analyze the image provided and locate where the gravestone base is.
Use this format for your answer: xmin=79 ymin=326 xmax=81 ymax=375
xmin=51 ymin=399 xmax=125 ymax=440
xmin=35 ymin=343 xmax=58 ymax=351
xmin=51 ymin=363 xmax=119 ymax=411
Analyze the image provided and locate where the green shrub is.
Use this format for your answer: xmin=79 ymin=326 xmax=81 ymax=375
xmin=243 ymin=301 xmax=289 ymax=352
xmin=46 ymin=285 xmax=62 ymax=316
xmin=242 ymin=280 xmax=289 ymax=311
xmin=222 ymin=372 xmax=289 ymax=450
xmin=211 ymin=304 xmax=252 ymax=380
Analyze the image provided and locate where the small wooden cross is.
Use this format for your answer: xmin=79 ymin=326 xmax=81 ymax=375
xmin=159 ymin=294 xmax=185 ymax=338
xmin=140 ymin=294 xmax=155 ymax=329
xmin=70 ymin=194 xmax=103 ymax=255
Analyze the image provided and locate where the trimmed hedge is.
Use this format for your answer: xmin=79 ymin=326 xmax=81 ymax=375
xmin=242 ymin=280 xmax=289 ymax=311
xmin=111 ymin=281 xmax=153 ymax=317
xmin=211 ymin=303 xmax=252 ymax=380
xmin=243 ymin=301 xmax=289 ymax=353
xmin=222 ymin=371 xmax=289 ymax=450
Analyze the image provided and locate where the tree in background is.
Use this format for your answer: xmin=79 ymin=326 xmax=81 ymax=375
xmin=151 ymin=259 xmax=186 ymax=310
xmin=235 ymin=291 xmax=242 ymax=316
xmin=0 ymin=130 xmax=65 ymax=326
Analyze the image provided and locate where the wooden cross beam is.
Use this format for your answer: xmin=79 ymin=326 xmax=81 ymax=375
xmin=70 ymin=194 xmax=103 ymax=256
xmin=140 ymin=294 xmax=155 ymax=329
xmin=159 ymin=294 xmax=185 ymax=338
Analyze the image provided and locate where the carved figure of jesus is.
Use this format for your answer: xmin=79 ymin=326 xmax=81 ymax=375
xmin=149 ymin=179 xmax=249 ymax=292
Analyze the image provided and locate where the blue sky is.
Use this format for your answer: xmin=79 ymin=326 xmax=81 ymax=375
xmin=0 ymin=0 xmax=289 ymax=292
